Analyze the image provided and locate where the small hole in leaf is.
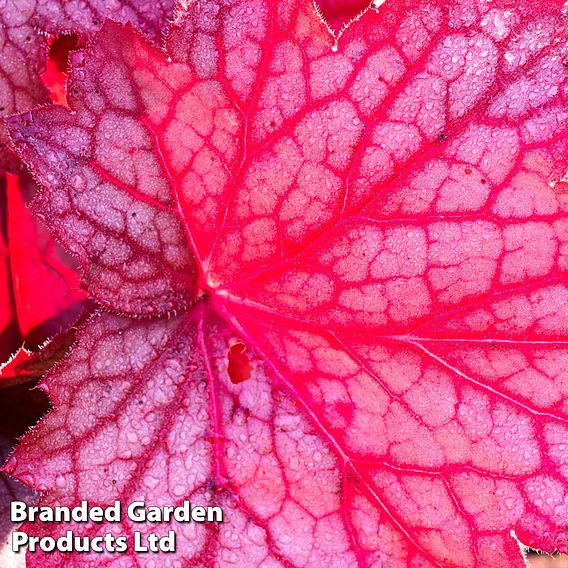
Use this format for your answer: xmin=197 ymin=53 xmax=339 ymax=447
xmin=227 ymin=342 xmax=251 ymax=384
xmin=42 ymin=33 xmax=79 ymax=105
xmin=438 ymin=132 xmax=447 ymax=141
xmin=48 ymin=33 xmax=79 ymax=74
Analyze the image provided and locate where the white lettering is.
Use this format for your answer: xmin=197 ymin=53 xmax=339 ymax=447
xmin=11 ymin=532 xmax=28 ymax=552
xmin=128 ymin=502 xmax=146 ymax=523
xmin=115 ymin=535 xmax=128 ymax=553
xmin=208 ymin=506 xmax=223 ymax=522
xmin=173 ymin=502 xmax=190 ymax=522
xmin=10 ymin=502 xmax=27 ymax=523
xmin=106 ymin=501 xmax=121 ymax=522
xmin=133 ymin=531 xmax=148 ymax=552
xmin=161 ymin=530 xmax=176 ymax=552
xmin=192 ymin=506 xmax=206 ymax=522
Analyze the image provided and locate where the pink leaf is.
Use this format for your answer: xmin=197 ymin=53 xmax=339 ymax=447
xmin=0 ymin=0 xmax=175 ymax=172
xmin=5 ymin=0 xmax=568 ymax=565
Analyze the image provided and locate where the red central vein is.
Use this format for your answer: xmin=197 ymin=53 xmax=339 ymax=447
xmin=196 ymin=304 xmax=227 ymax=490
xmin=141 ymin=117 xmax=206 ymax=285
xmin=141 ymin=112 xmax=233 ymax=487
xmin=203 ymin=5 xmax=279 ymax=269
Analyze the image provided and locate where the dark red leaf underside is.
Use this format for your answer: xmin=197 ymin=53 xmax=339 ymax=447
xmin=41 ymin=34 xmax=81 ymax=106
xmin=0 ymin=178 xmax=18 ymax=362
xmin=5 ymin=0 xmax=568 ymax=566
xmin=0 ymin=326 xmax=79 ymax=388
xmin=316 ymin=0 xmax=372 ymax=35
xmin=0 ymin=174 xmax=85 ymax=381
xmin=6 ymin=174 xmax=85 ymax=345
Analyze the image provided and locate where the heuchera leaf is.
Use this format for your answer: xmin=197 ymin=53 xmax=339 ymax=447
xmin=5 ymin=0 xmax=568 ymax=565
xmin=0 ymin=174 xmax=85 ymax=373
xmin=0 ymin=0 xmax=176 ymax=172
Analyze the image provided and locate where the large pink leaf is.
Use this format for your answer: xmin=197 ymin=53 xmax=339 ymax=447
xmin=0 ymin=0 xmax=175 ymax=172
xmin=5 ymin=0 xmax=568 ymax=566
